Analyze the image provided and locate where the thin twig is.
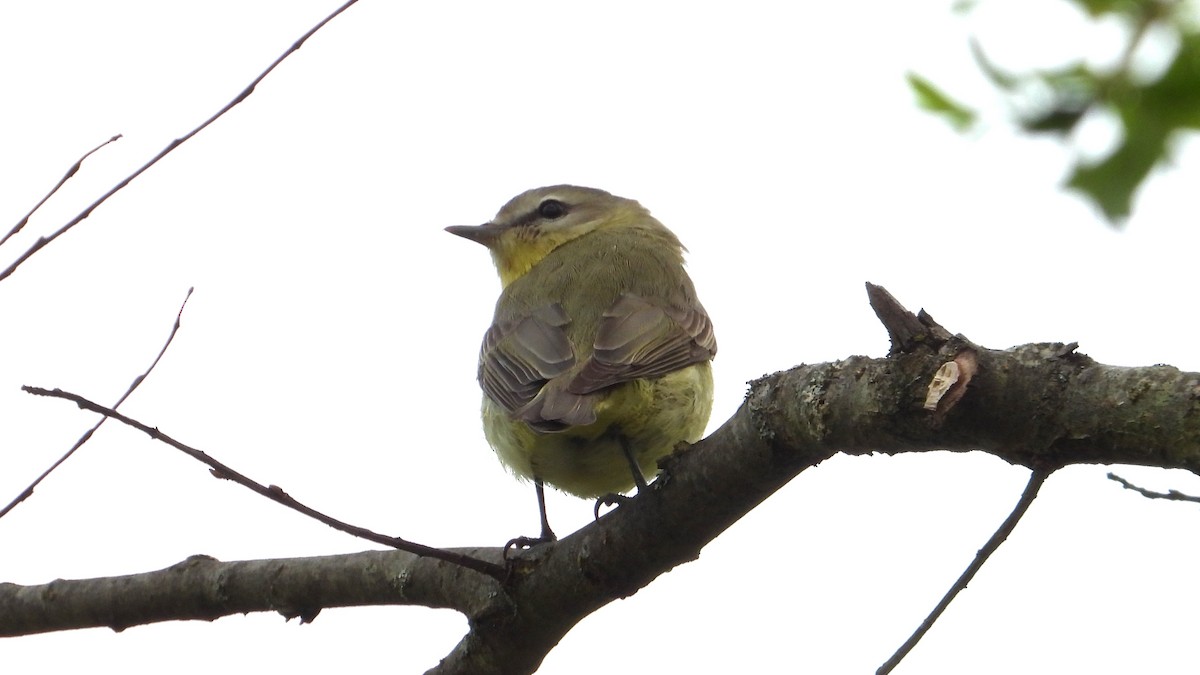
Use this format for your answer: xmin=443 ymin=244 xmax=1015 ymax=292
xmin=0 ymin=288 xmax=194 ymax=521
xmin=877 ymin=466 xmax=1053 ymax=675
xmin=21 ymin=386 xmax=505 ymax=580
xmin=0 ymin=135 xmax=122 ymax=250
xmin=1108 ymin=472 xmax=1200 ymax=503
xmin=0 ymin=0 xmax=360 ymax=285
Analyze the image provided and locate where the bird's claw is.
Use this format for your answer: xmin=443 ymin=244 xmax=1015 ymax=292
xmin=593 ymin=492 xmax=634 ymax=521
xmin=503 ymin=533 xmax=556 ymax=560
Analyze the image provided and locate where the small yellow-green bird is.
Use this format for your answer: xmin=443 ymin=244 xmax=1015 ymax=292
xmin=447 ymin=185 xmax=717 ymax=544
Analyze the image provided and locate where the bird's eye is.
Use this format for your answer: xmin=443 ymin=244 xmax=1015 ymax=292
xmin=538 ymin=199 xmax=568 ymax=220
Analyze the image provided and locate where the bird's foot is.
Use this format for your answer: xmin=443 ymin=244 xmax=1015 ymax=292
xmin=504 ymin=531 xmax=557 ymax=560
xmin=593 ymin=492 xmax=634 ymax=521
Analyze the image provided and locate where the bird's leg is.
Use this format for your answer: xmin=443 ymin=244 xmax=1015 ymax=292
xmin=505 ymin=479 xmax=557 ymax=556
xmin=594 ymin=437 xmax=645 ymax=520
xmin=535 ymin=479 xmax=555 ymax=541
xmin=620 ymin=436 xmax=648 ymax=492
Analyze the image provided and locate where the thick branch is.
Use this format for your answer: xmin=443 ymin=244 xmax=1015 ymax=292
xmin=435 ymin=339 xmax=1200 ymax=672
xmin=0 ymin=549 xmax=507 ymax=637
xmin=5 ymin=336 xmax=1198 ymax=672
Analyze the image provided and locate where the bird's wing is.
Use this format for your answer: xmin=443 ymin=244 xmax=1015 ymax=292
xmin=568 ymin=292 xmax=717 ymax=395
xmin=479 ymin=303 xmax=575 ymax=416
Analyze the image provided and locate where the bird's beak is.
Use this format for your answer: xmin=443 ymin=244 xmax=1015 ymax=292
xmin=445 ymin=223 xmax=500 ymax=247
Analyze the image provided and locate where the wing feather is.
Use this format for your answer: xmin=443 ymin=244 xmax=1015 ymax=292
xmin=568 ymin=292 xmax=717 ymax=395
xmin=479 ymin=293 xmax=716 ymax=432
xmin=479 ymin=303 xmax=574 ymax=415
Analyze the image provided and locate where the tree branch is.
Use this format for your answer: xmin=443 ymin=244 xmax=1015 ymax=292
xmin=0 ymin=0 xmax=359 ymax=284
xmin=19 ymin=386 xmax=504 ymax=581
xmin=0 ymin=549 xmax=508 ymax=637
xmin=877 ymin=466 xmax=1052 ymax=674
xmin=9 ymin=329 xmax=1199 ymax=670
xmin=0 ymin=134 xmax=122 ymax=250
xmin=0 ymin=288 xmax=192 ymax=520
xmin=1108 ymin=472 xmax=1200 ymax=503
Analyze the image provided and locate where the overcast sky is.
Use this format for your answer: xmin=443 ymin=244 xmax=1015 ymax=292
xmin=2 ymin=2 xmax=1198 ymax=673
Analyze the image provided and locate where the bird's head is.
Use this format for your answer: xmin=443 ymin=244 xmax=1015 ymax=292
xmin=446 ymin=185 xmax=652 ymax=287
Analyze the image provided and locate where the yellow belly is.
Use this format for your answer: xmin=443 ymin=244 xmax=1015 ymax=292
xmin=481 ymin=363 xmax=714 ymax=498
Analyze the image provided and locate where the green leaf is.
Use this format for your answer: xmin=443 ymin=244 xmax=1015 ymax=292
xmin=1024 ymin=107 xmax=1090 ymax=134
xmin=906 ymin=72 xmax=978 ymax=132
xmin=1068 ymin=0 xmax=1155 ymax=18
xmin=1066 ymin=126 xmax=1168 ymax=222
xmin=1138 ymin=31 xmax=1200 ymax=130
xmin=1072 ymin=0 xmax=1128 ymax=17
xmin=1070 ymin=32 xmax=1200 ymax=222
xmin=1018 ymin=63 xmax=1098 ymax=135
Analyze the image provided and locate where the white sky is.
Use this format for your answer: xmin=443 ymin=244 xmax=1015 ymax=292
xmin=2 ymin=2 xmax=1198 ymax=673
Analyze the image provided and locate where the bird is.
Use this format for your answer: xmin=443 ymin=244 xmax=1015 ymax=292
xmin=446 ymin=185 xmax=716 ymax=546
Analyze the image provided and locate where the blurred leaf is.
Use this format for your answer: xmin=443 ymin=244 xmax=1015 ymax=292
xmin=1039 ymin=62 xmax=1099 ymax=94
xmin=1019 ymin=64 xmax=1098 ymax=134
xmin=1071 ymin=0 xmax=1132 ymax=17
xmin=1070 ymin=31 xmax=1200 ymax=222
xmin=969 ymin=39 xmax=1018 ymax=90
xmin=907 ymin=72 xmax=978 ymax=132
xmin=947 ymin=1 xmax=1200 ymax=223
xmin=1069 ymin=0 xmax=1162 ymax=18
xmin=1138 ymin=31 xmax=1200 ymax=129
xmin=1066 ymin=125 xmax=1167 ymax=222
xmin=1024 ymin=107 xmax=1090 ymax=134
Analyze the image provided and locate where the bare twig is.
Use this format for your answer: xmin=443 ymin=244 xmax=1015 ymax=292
xmin=877 ymin=466 xmax=1053 ymax=675
xmin=0 ymin=288 xmax=194 ymax=520
xmin=0 ymin=135 xmax=123 ymax=250
xmin=865 ymin=282 xmax=952 ymax=354
xmin=21 ymin=386 xmax=505 ymax=580
xmin=1108 ymin=472 xmax=1200 ymax=503
xmin=0 ymin=0 xmax=360 ymax=285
